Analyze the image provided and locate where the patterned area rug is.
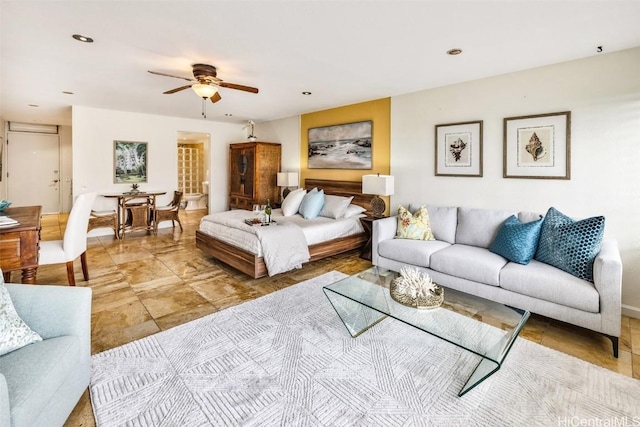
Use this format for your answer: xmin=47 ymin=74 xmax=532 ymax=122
xmin=90 ymin=271 xmax=640 ymax=426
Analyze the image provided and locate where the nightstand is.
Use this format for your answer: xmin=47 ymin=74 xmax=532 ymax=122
xmin=359 ymin=216 xmax=379 ymax=261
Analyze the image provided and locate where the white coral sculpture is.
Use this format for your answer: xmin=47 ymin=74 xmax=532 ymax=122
xmin=396 ymin=266 xmax=437 ymax=299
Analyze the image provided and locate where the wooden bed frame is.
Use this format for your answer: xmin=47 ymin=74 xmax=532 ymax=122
xmin=195 ymin=179 xmax=370 ymax=278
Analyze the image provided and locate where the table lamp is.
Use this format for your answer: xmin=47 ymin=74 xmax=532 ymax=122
xmin=362 ymin=173 xmax=394 ymax=217
xmin=277 ymin=172 xmax=299 ymax=200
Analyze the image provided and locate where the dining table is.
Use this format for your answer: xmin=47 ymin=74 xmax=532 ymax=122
xmin=101 ymin=191 xmax=166 ymax=238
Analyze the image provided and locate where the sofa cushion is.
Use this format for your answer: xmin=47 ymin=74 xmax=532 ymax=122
xmin=0 ymin=335 xmax=80 ymax=427
xmin=455 ymin=208 xmax=515 ymax=248
xmin=0 ymin=284 xmax=42 ymax=356
xmin=396 ymin=205 xmax=434 ymax=240
xmin=490 ymin=215 xmax=543 ymax=265
xmin=500 ymin=259 xmax=600 ymax=313
xmin=430 ymin=244 xmax=508 ymax=287
xmin=379 ymin=239 xmax=450 ymax=268
xmin=409 ymin=204 xmax=458 ymax=244
xmin=535 ymin=207 xmax=605 ymax=282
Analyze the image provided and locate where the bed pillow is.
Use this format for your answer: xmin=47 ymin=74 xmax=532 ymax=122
xmin=535 ymin=207 xmax=605 ymax=282
xmin=490 ymin=215 xmax=543 ymax=265
xmin=0 ymin=284 xmax=43 ymax=356
xmin=281 ymin=188 xmax=307 ymax=216
xmin=395 ymin=205 xmax=435 ymax=241
xmin=298 ymin=188 xmax=325 ymax=219
xmin=344 ymin=204 xmax=367 ymax=218
xmin=319 ymin=195 xmax=354 ymax=219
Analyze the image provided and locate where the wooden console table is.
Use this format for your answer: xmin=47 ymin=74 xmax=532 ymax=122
xmin=0 ymin=206 xmax=42 ymax=284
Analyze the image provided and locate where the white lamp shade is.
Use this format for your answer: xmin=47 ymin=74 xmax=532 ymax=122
xmin=362 ymin=174 xmax=394 ymax=196
xmin=192 ymin=83 xmax=218 ymax=98
xmin=277 ymin=172 xmax=299 ymax=187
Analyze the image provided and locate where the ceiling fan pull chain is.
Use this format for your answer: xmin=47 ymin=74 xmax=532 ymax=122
xmin=202 ymin=97 xmax=207 ymax=119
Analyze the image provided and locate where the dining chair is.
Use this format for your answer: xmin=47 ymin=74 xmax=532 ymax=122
xmin=88 ymin=209 xmax=119 ymax=239
xmin=39 ymin=192 xmax=97 ymax=286
xmin=153 ymin=191 xmax=183 ymax=234
xmin=120 ymin=195 xmax=153 ymax=238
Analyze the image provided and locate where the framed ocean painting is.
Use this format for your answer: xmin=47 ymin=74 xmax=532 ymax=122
xmin=308 ymin=120 xmax=372 ymax=169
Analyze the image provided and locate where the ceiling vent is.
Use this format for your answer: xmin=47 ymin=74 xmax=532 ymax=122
xmin=8 ymin=122 xmax=58 ymax=134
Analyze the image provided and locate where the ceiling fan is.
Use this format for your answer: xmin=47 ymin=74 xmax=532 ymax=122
xmin=148 ymin=63 xmax=259 ymax=104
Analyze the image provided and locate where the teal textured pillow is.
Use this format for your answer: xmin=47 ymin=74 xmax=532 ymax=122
xmin=535 ymin=207 xmax=605 ymax=282
xmin=298 ymin=188 xmax=325 ymax=219
xmin=490 ymin=215 xmax=543 ymax=265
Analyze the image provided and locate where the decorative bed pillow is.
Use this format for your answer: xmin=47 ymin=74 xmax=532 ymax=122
xmin=395 ymin=205 xmax=435 ymax=241
xmin=344 ymin=204 xmax=367 ymax=218
xmin=0 ymin=284 xmax=42 ymax=356
xmin=535 ymin=207 xmax=605 ymax=282
xmin=489 ymin=215 xmax=543 ymax=265
xmin=281 ymin=188 xmax=307 ymax=216
xmin=298 ymin=188 xmax=325 ymax=219
xmin=319 ymin=195 xmax=354 ymax=219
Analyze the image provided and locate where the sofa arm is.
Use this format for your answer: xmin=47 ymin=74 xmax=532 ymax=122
xmin=372 ymin=216 xmax=398 ymax=265
xmin=0 ymin=374 xmax=8 ymax=427
xmin=592 ymin=239 xmax=623 ymax=337
xmin=5 ymin=284 xmax=92 ymax=357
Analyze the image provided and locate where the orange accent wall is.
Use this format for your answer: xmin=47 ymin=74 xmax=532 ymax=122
xmin=300 ymin=98 xmax=391 ymax=214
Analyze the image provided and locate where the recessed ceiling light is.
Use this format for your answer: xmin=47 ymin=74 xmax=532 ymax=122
xmin=62 ymin=91 xmax=74 ymax=95
xmin=302 ymin=91 xmax=312 ymax=95
xmin=447 ymin=48 xmax=462 ymax=56
xmin=28 ymin=104 xmax=39 ymax=107
xmin=72 ymin=34 xmax=94 ymax=43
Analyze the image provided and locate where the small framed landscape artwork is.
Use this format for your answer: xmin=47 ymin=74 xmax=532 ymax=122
xmin=503 ymin=111 xmax=570 ymax=179
xmin=435 ymin=120 xmax=483 ymax=177
xmin=114 ymin=140 xmax=148 ymax=183
xmin=308 ymin=120 xmax=372 ymax=169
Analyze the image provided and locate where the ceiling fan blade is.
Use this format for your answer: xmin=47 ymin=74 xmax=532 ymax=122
xmin=163 ymin=85 xmax=192 ymax=94
xmin=210 ymin=92 xmax=222 ymax=103
xmin=219 ymin=82 xmax=259 ymax=94
xmin=148 ymin=70 xmax=194 ymax=82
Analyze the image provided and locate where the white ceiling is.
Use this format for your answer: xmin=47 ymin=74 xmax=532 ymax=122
xmin=1 ymin=1 xmax=639 ymax=127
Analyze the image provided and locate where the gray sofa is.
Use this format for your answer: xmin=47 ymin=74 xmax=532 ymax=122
xmin=372 ymin=205 xmax=622 ymax=356
xmin=0 ymin=277 xmax=92 ymax=427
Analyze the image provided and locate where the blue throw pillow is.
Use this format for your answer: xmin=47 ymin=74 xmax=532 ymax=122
xmin=490 ymin=215 xmax=543 ymax=265
xmin=534 ymin=207 xmax=605 ymax=282
xmin=298 ymin=188 xmax=325 ymax=219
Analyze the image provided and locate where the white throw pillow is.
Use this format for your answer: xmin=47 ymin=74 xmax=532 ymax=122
xmin=0 ymin=284 xmax=42 ymax=356
xmin=344 ymin=204 xmax=367 ymax=218
xmin=319 ymin=195 xmax=354 ymax=219
xmin=281 ymin=188 xmax=307 ymax=216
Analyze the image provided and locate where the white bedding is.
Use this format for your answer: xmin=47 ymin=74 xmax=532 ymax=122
xmin=198 ymin=208 xmax=365 ymax=257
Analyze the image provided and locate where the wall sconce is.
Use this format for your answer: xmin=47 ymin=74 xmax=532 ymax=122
xmin=362 ymin=173 xmax=394 ymax=217
xmin=277 ymin=172 xmax=299 ymax=200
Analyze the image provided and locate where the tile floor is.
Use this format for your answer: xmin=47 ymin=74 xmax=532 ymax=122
xmin=14 ymin=210 xmax=638 ymax=426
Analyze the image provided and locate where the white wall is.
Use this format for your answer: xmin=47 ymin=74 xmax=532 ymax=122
xmin=390 ymin=47 xmax=640 ymax=315
xmin=72 ymin=106 xmax=245 ymax=217
xmin=0 ymin=119 xmax=5 ymax=200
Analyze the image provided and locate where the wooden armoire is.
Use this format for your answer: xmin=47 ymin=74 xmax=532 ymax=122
xmin=228 ymin=141 xmax=281 ymax=210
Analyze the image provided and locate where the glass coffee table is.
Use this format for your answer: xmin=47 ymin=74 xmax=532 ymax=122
xmin=323 ymin=267 xmax=530 ymax=396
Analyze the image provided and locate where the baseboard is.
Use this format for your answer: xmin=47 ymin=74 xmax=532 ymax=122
xmin=621 ymin=304 xmax=640 ymax=320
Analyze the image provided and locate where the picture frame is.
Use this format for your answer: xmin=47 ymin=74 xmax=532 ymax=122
xmin=114 ymin=140 xmax=148 ymax=184
xmin=435 ymin=120 xmax=483 ymax=177
xmin=503 ymin=111 xmax=570 ymax=179
xmin=308 ymin=120 xmax=372 ymax=169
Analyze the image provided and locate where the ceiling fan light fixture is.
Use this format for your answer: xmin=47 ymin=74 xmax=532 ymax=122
xmin=192 ymin=83 xmax=218 ymax=98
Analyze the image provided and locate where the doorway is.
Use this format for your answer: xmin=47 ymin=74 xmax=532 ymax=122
xmin=6 ymin=131 xmax=60 ymax=213
xmin=177 ymin=131 xmax=210 ymax=211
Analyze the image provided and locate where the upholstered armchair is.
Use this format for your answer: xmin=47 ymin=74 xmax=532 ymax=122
xmin=0 ymin=273 xmax=92 ymax=426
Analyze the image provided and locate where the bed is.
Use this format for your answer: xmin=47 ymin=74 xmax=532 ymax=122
xmin=195 ymin=179 xmax=370 ymax=278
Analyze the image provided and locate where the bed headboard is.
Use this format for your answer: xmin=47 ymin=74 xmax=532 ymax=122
xmin=304 ymin=179 xmax=371 ymax=212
